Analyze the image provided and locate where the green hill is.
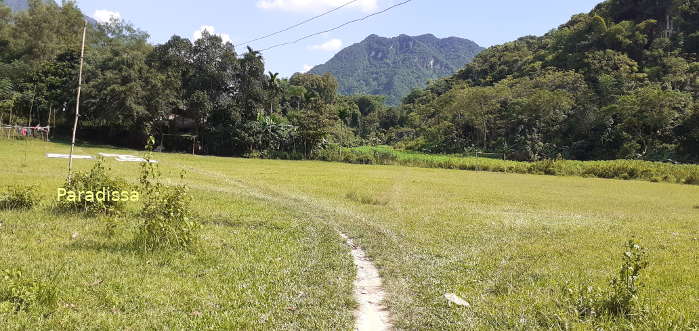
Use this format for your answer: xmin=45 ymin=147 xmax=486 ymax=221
xmin=309 ymin=34 xmax=483 ymax=105
xmin=398 ymin=0 xmax=699 ymax=162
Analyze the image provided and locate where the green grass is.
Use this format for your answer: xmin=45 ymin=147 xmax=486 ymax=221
xmin=0 ymin=140 xmax=355 ymax=329
xmin=315 ymin=145 xmax=699 ymax=185
xmin=2 ymin=139 xmax=699 ymax=329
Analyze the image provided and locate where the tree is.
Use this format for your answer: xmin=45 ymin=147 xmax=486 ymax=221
xmin=616 ymin=85 xmax=693 ymax=157
xmin=289 ymin=72 xmax=338 ymax=105
xmin=675 ymin=106 xmax=699 ymax=161
xmin=445 ymin=85 xmax=506 ymax=150
xmin=289 ymin=99 xmax=338 ymax=157
xmin=266 ymin=71 xmax=281 ymax=115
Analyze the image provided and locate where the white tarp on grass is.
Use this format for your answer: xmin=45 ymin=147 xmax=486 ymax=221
xmin=98 ymin=153 xmax=137 ymax=158
xmin=115 ymin=155 xmax=158 ymax=163
xmin=97 ymin=152 xmax=158 ymax=163
xmin=46 ymin=153 xmax=94 ymax=159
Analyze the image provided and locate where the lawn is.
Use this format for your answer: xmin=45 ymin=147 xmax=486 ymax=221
xmin=2 ymin=139 xmax=699 ymax=330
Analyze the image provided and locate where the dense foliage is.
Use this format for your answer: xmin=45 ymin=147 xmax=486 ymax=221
xmin=389 ymin=0 xmax=699 ymax=162
xmin=310 ymin=34 xmax=483 ymax=105
xmin=0 ymin=0 xmax=349 ymax=157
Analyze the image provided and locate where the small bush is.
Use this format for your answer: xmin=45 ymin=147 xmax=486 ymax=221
xmin=135 ymin=136 xmax=199 ymax=250
xmin=684 ymin=174 xmax=699 ymax=185
xmin=564 ymin=239 xmax=649 ymax=320
xmin=137 ymin=184 xmax=198 ymax=250
xmin=0 ymin=269 xmax=58 ymax=314
xmin=0 ymin=185 xmax=39 ymax=210
xmin=57 ymin=158 xmax=129 ymax=215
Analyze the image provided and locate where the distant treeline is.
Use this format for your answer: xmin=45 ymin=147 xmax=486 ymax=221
xmin=1 ymin=0 xmax=698 ymax=163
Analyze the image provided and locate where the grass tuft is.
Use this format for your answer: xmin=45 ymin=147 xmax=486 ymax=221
xmin=345 ymin=191 xmax=389 ymax=206
xmin=0 ymin=268 xmax=59 ymax=314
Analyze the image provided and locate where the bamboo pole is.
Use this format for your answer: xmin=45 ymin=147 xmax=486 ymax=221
xmin=27 ymin=84 xmax=36 ymax=127
xmin=68 ymin=21 xmax=87 ymax=180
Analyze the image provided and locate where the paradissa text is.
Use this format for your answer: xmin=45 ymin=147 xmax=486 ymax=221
xmin=57 ymin=188 xmax=140 ymax=202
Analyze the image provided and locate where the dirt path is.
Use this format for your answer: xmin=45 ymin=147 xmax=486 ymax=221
xmin=180 ymin=166 xmax=394 ymax=330
xmin=340 ymin=233 xmax=392 ymax=331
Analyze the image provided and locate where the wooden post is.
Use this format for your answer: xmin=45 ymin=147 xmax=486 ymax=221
xmin=27 ymin=84 xmax=36 ymax=127
xmin=68 ymin=21 xmax=87 ymax=179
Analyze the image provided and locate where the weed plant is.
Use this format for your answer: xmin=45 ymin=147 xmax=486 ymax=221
xmin=565 ymin=239 xmax=649 ymax=321
xmin=56 ymin=158 xmax=129 ymax=215
xmin=135 ymin=137 xmax=199 ymax=250
xmin=0 ymin=269 xmax=58 ymax=314
xmin=0 ymin=185 xmax=39 ymax=210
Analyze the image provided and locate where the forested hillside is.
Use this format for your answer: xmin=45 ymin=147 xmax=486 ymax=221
xmin=309 ymin=34 xmax=483 ymax=105
xmin=391 ymin=0 xmax=699 ymax=162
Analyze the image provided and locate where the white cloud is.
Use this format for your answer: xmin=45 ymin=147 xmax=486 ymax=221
xmin=257 ymin=0 xmax=379 ymax=13
xmin=309 ymin=38 xmax=343 ymax=52
xmin=192 ymin=25 xmax=232 ymax=44
xmin=93 ymin=10 xmax=121 ymax=23
xmin=302 ymin=64 xmax=313 ymax=73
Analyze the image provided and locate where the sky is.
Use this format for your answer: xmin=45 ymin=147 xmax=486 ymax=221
xmin=73 ymin=0 xmax=603 ymax=78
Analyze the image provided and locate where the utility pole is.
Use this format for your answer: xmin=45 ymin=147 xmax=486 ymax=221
xmin=68 ymin=20 xmax=87 ymax=180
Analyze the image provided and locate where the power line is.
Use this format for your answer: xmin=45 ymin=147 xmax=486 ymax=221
xmin=258 ymin=0 xmax=415 ymax=52
xmin=239 ymin=0 xmax=361 ymax=47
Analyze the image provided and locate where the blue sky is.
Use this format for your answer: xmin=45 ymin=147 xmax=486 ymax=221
xmin=75 ymin=0 xmax=602 ymax=77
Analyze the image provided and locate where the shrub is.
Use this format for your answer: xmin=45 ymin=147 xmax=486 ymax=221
xmin=137 ymin=184 xmax=198 ymax=250
xmin=531 ymin=159 xmax=558 ymax=175
xmin=307 ymin=146 xmax=699 ymax=186
xmin=0 ymin=268 xmax=58 ymax=314
xmin=57 ymin=158 xmax=129 ymax=215
xmin=685 ymin=174 xmax=699 ymax=185
xmin=564 ymin=239 xmax=649 ymax=321
xmin=135 ymin=136 xmax=199 ymax=250
xmin=0 ymin=185 xmax=39 ymax=210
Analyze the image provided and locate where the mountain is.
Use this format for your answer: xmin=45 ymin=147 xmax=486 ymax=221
xmin=2 ymin=0 xmax=97 ymax=24
xmin=309 ymin=34 xmax=484 ymax=105
xmin=2 ymin=0 xmax=53 ymax=12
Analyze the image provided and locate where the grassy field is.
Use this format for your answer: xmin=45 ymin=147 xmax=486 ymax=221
xmin=0 ymin=140 xmax=355 ymax=330
xmin=2 ymin=139 xmax=699 ymax=330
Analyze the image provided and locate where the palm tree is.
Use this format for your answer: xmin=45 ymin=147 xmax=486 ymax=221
xmin=266 ymin=72 xmax=280 ymax=115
